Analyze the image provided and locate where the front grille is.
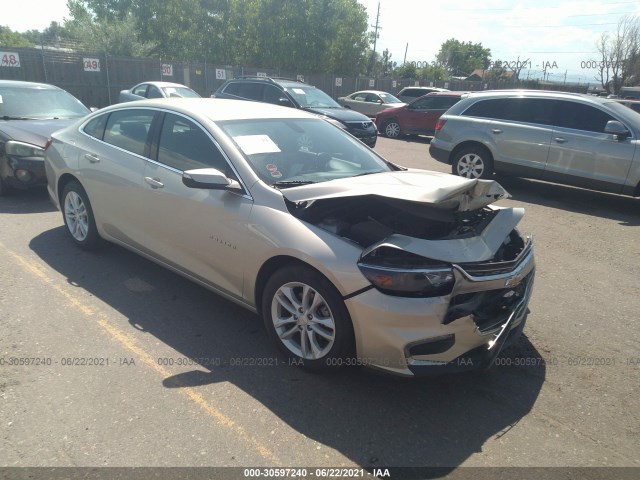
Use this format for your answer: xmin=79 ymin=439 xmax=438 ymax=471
xmin=345 ymin=120 xmax=375 ymax=131
xmin=444 ymin=271 xmax=533 ymax=331
xmin=457 ymin=236 xmax=531 ymax=277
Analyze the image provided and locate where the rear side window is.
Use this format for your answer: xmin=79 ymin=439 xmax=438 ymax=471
xmin=83 ymin=114 xmax=108 ymax=140
xmin=412 ymin=96 xmax=460 ymax=110
xmin=222 ymin=83 xmax=240 ymax=95
xmin=103 ymin=109 xmax=155 ymax=157
xmin=462 ymin=98 xmax=554 ymax=125
xmin=553 ymin=101 xmax=616 ymax=133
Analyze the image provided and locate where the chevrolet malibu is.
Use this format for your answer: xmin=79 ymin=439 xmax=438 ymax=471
xmin=45 ymin=99 xmax=535 ymax=376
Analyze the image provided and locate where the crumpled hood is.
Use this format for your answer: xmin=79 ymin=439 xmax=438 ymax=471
xmin=0 ymin=118 xmax=78 ymax=148
xmin=281 ymin=170 xmax=510 ymax=211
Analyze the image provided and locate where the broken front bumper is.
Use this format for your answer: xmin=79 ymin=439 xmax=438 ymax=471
xmin=345 ymin=238 xmax=535 ymax=377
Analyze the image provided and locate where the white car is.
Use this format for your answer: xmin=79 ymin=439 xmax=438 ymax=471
xmin=337 ymin=90 xmax=405 ymax=117
xmin=118 ymin=81 xmax=200 ymax=103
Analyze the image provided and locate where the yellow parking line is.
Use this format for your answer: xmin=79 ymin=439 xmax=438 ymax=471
xmin=1 ymin=242 xmax=280 ymax=465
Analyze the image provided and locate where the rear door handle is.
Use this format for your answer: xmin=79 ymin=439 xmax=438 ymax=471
xmin=144 ymin=176 xmax=164 ymax=189
xmin=491 ymin=129 xmax=502 ymax=134
xmin=554 ymin=137 xmax=567 ymax=144
xmin=84 ymin=153 xmax=100 ymax=163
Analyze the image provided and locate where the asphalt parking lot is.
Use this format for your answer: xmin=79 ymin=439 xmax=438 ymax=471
xmin=1 ymin=136 xmax=639 ymax=478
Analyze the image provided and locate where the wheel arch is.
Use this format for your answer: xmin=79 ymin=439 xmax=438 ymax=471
xmin=449 ymin=141 xmax=494 ymax=165
xmin=57 ymin=173 xmax=83 ymax=205
xmin=254 ymin=255 xmax=339 ymax=317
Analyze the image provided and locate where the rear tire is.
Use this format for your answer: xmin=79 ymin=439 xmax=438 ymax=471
xmin=262 ymin=265 xmax=355 ymax=370
xmin=452 ymin=146 xmax=494 ymax=179
xmin=61 ymin=181 xmax=102 ymax=250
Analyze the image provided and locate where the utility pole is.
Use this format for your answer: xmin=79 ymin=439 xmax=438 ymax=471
xmin=403 ymin=43 xmax=408 ymax=65
xmin=368 ymin=2 xmax=382 ymax=75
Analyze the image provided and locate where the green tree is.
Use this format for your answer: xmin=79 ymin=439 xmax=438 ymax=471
xmin=418 ymin=62 xmax=448 ymax=82
xmin=395 ymin=62 xmax=416 ymax=79
xmin=436 ymin=38 xmax=491 ymax=77
xmin=0 ymin=26 xmax=33 ymax=48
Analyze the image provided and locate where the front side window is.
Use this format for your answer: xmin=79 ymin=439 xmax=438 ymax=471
xmin=157 ymin=113 xmax=230 ymax=174
xmin=132 ymin=84 xmax=148 ymax=96
xmin=103 ymin=109 xmax=154 ymax=157
xmin=554 ymin=101 xmax=616 ymax=133
xmin=264 ymin=85 xmax=285 ymax=104
xmin=218 ymin=118 xmax=393 ymax=187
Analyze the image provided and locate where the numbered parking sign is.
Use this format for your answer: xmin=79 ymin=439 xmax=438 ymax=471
xmin=161 ymin=64 xmax=173 ymax=76
xmin=335 ymin=77 xmax=342 ymax=87
xmin=83 ymin=58 xmax=101 ymax=72
xmin=297 ymin=75 xmax=304 ymax=82
xmin=368 ymin=79 xmax=375 ymax=87
xmin=257 ymin=72 xmax=267 ymax=78
xmin=0 ymin=52 xmax=21 ymax=68
xmin=215 ymin=68 xmax=226 ymax=80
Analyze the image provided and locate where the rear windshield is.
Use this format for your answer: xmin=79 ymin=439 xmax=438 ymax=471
xmin=0 ymin=85 xmax=89 ymax=119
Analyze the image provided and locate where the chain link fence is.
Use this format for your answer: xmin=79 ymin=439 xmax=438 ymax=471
xmin=0 ymin=47 xmax=592 ymax=109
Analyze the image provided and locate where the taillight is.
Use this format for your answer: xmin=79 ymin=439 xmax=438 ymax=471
xmin=44 ymin=138 xmax=53 ymax=150
xmin=434 ymin=119 xmax=446 ymax=133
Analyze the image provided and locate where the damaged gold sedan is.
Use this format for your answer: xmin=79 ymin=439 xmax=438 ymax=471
xmin=45 ymin=99 xmax=534 ymax=377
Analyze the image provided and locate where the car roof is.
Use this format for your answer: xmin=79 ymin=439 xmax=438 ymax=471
xmin=400 ymin=86 xmax=449 ymax=91
xmin=137 ymin=81 xmax=191 ymax=88
xmin=0 ymin=80 xmax=61 ymax=90
xmin=350 ymin=90 xmax=393 ymax=95
xmin=423 ymin=91 xmax=467 ymax=97
xmin=463 ymin=89 xmax=613 ymax=106
xmin=92 ymin=98 xmax=317 ymax=122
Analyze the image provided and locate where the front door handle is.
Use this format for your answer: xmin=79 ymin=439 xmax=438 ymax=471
xmin=84 ymin=153 xmax=100 ymax=163
xmin=554 ymin=137 xmax=567 ymax=144
xmin=144 ymin=176 xmax=164 ymax=189
xmin=491 ymin=129 xmax=502 ymax=134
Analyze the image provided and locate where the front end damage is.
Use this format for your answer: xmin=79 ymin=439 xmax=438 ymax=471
xmin=282 ymin=171 xmax=535 ymax=376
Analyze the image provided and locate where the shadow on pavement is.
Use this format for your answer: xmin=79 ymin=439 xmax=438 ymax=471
xmin=0 ymin=187 xmax=57 ymax=214
xmin=30 ymin=227 xmax=545 ymax=471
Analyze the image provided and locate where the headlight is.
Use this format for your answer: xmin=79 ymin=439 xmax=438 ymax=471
xmin=5 ymin=140 xmax=45 ymax=158
xmin=358 ymin=264 xmax=455 ymax=297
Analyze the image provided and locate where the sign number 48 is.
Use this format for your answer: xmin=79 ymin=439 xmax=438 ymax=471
xmin=0 ymin=52 xmax=21 ymax=68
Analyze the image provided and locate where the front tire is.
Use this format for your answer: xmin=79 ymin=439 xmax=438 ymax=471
xmin=382 ymin=120 xmax=401 ymax=138
xmin=262 ymin=266 xmax=355 ymax=370
xmin=452 ymin=146 xmax=494 ymax=179
xmin=61 ymin=180 xmax=102 ymax=250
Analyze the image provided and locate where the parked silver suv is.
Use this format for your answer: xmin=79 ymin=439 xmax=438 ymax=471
xmin=430 ymin=90 xmax=640 ymax=197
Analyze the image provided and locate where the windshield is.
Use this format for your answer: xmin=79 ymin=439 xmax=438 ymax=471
xmin=284 ymin=86 xmax=341 ymax=108
xmin=162 ymin=86 xmax=201 ymax=98
xmin=0 ymin=85 xmax=89 ymax=119
xmin=218 ymin=118 xmax=392 ymax=187
xmin=379 ymin=93 xmax=402 ymax=104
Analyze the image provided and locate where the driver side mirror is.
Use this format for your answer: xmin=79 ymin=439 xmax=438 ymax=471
xmin=182 ymin=168 xmax=241 ymax=190
xmin=605 ymin=120 xmax=630 ymax=140
xmin=278 ymin=97 xmax=293 ymax=107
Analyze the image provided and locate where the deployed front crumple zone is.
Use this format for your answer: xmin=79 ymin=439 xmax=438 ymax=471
xmin=282 ymin=171 xmax=535 ymax=376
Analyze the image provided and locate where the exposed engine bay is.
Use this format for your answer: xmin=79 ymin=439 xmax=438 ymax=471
xmin=287 ymin=195 xmax=498 ymax=247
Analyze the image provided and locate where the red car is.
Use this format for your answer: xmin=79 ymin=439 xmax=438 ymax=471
xmin=375 ymin=92 xmax=466 ymax=138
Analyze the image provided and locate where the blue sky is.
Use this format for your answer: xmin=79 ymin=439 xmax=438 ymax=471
xmin=3 ymin=0 xmax=640 ymax=82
